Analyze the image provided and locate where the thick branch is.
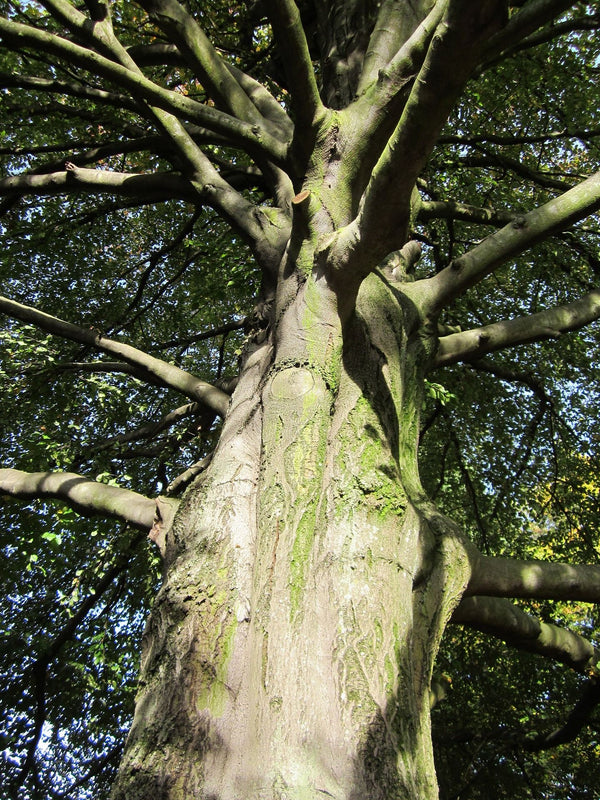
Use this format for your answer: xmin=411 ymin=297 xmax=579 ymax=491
xmin=32 ymin=3 xmax=290 ymax=253
xmin=426 ymin=171 xmax=600 ymax=312
xmin=0 ymin=16 xmax=291 ymax=268
xmin=434 ymin=289 xmax=600 ymax=367
xmin=336 ymin=0 xmax=506 ymax=270
xmin=0 ymin=468 xmax=158 ymax=531
xmin=347 ymin=1 xmax=447 ymax=195
xmin=0 ymin=295 xmax=230 ymax=416
xmin=358 ymin=0 xmax=437 ymax=93
xmin=137 ymin=0 xmax=275 ymax=131
xmin=0 ymin=165 xmax=197 ymax=203
xmin=264 ymin=0 xmax=324 ymax=133
xmin=467 ymin=553 xmax=600 ymax=604
xmin=452 ymin=595 xmax=598 ymax=674
xmin=0 ymin=16 xmax=288 ymax=163
xmin=227 ymin=63 xmax=293 ymax=135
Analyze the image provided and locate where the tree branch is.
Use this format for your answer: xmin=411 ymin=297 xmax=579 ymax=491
xmin=0 ymin=295 xmax=231 ymax=416
xmin=453 ymin=150 xmax=573 ymax=192
xmin=439 ymin=126 xmax=600 ymax=149
xmin=137 ymin=0 xmax=278 ymax=132
xmin=433 ymin=289 xmax=600 ymax=367
xmin=0 ymin=165 xmax=198 ymax=203
xmin=524 ymin=679 xmax=600 ymax=751
xmin=27 ymin=360 xmax=168 ymax=389
xmin=264 ymin=0 xmax=325 ymax=135
xmin=467 ymin=553 xmax=600 ymax=604
xmin=335 ymin=0 xmax=506 ymax=270
xmin=157 ymin=319 xmax=245 ymax=349
xmin=227 ymin=63 xmax=293 ymax=135
xmin=0 ymin=71 xmax=139 ymax=113
xmin=0 ymin=16 xmax=288 ymax=163
xmin=499 ymin=13 xmax=600 ymax=63
xmin=418 ymin=199 xmax=516 ymax=227
xmin=11 ymin=527 xmax=148 ymax=792
xmin=452 ymin=595 xmax=599 ymax=674
xmin=357 ymin=0 xmax=439 ymax=94
xmin=90 ymin=401 xmax=203 ymax=453
xmin=346 ymin=1 xmax=447 ymax=198
xmin=483 ymin=0 xmax=586 ymax=64
xmin=0 ymin=132 xmax=163 ymax=165
xmin=425 ymin=170 xmax=600 ymax=313
xmin=1 ymin=12 xmax=292 ymax=270
xmin=0 ymin=468 xmax=161 ymax=531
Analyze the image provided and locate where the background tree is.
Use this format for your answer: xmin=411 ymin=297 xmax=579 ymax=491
xmin=1 ymin=1 xmax=600 ymax=798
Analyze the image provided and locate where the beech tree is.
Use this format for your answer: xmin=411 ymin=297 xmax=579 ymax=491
xmin=1 ymin=1 xmax=600 ymax=798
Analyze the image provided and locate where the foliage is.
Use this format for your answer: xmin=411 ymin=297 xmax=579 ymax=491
xmin=1 ymin=1 xmax=600 ymax=798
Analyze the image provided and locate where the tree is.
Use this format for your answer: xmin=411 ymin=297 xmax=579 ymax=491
xmin=1 ymin=0 xmax=600 ymax=797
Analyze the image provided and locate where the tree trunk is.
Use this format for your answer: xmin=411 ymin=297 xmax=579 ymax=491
xmin=112 ymin=264 xmax=471 ymax=799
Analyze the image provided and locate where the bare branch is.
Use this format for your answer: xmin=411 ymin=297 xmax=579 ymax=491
xmin=28 ymin=360 xmax=167 ymax=389
xmin=264 ymin=0 xmax=325 ymax=134
xmin=166 ymin=453 xmax=213 ymax=496
xmin=425 ymin=171 xmax=600 ymax=312
xmin=465 ymin=359 xmax=551 ymax=402
xmin=500 ymin=13 xmax=600 ymax=63
xmin=452 ymin=595 xmax=599 ymax=675
xmin=0 ymin=295 xmax=231 ymax=416
xmin=335 ymin=0 xmax=506 ymax=269
xmin=434 ymin=289 xmax=600 ymax=368
xmin=358 ymin=0 xmax=439 ymax=94
xmin=483 ymin=0 xmax=586 ymax=64
xmin=157 ymin=319 xmax=245 ymax=350
xmin=524 ymin=680 xmax=600 ymax=751
xmin=0 ymin=165 xmax=197 ymax=203
xmin=90 ymin=401 xmax=202 ymax=453
xmin=12 ymin=524 xmax=149 ymax=790
xmin=453 ymin=150 xmax=573 ymax=192
xmin=0 ymin=468 xmax=160 ymax=531
xmin=0 ymin=16 xmax=288 ymax=163
xmin=418 ymin=199 xmax=516 ymax=227
xmin=439 ymin=126 xmax=600 ymax=149
xmin=0 ymin=132 xmax=164 ymax=165
xmin=0 ymin=71 xmax=138 ymax=113
xmin=138 ymin=0 xmax=279 ymax=132
xmin=467 ymin=553 xmax=600 ymax=604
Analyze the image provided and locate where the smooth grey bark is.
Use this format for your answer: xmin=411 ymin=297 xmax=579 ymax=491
xmin=0 ymin=468 xmax=165 ymax=531
xmin=453 ymin=596 xmax=598 ymax=674
xmin=111 ymin=259 xmax=471 ymax=800
xmin=467 ymin=554 xmax=600 ymax=603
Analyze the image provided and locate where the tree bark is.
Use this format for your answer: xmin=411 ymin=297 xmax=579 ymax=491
xmin=112 ymin=256 xmax=470 ymax=799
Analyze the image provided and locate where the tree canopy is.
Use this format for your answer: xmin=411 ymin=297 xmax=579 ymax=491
xmin=1 ymin=1 xmax=600 ymax=798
